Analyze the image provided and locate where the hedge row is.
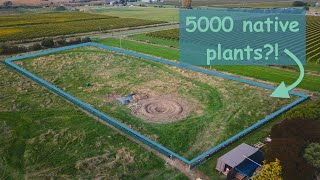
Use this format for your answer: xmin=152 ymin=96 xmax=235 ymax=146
xmin=0 ymin=37 xmax=91 ymax=55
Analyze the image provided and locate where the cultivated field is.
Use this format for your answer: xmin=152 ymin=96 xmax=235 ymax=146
xmin=144 ymin=16 xmax=320 ymax=64
xmin=15 ymin=46 xmax=294 ymax=160
xmin=0 ymin=12 xmax=164 ymax=42
xmin=93 ymin=7 xmax=179 ymax=22
xmin=96 ymin=38 xmax=320 ymax=92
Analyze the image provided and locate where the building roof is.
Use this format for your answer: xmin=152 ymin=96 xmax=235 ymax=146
xmin=218 ymin=143 xmax=258 ymax=168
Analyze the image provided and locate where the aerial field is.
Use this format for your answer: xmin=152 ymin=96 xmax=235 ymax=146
xmin=0 ymin=12 xmax=164 ymax=42
xmin=14 ymin=46 xmax=295 ymax=160
xmin=0 ymin=63 xmax=184 ymax=179
xmin=90 ymin=7 xmax=179 ymax=22
xmin=144 ymin=16 xmax=320 ymax=64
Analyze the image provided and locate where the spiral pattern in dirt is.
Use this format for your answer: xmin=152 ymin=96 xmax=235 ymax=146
xmin=134 ymin=96 xmax=191 ymax=123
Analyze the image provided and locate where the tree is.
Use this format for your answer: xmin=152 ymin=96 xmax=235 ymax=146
xmin=29 ymin=43 xmax=43 ymax=51
xmin=56 ymin=38 xmax=68 ymax=46
xmin=304 ymin=143 xmax=320 ymax=169
xmin=3 ymin=1 xmax=13 ymax=7
xmin=181 ymin=0 xmax=192 ymax=8
xmin=253 ymin=159 xmax=283 ymax=180
xmin=292 ymin=1 xmax=306 ymax=7
xmin=41 ymin=38 xmax=54 ymax=48
xmin=265 ymin=100 xmax=320 ymax=180
xmin=81 ymin=37 xmax=91 ymax=43
xmin=55 ymin=6 xmax=67 ymax=11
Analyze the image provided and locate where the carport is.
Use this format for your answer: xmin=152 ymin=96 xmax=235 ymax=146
xmin=216 ymin=143 xmax=263 ymax=177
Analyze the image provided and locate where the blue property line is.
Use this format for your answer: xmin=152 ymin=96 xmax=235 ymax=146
xmin=4 ymin=44 xmax=191 ymax=164
xmin=188 ymin=96 xmax=309 ymax=165
xmin=4 ymin=42 xmax=309 ymax=168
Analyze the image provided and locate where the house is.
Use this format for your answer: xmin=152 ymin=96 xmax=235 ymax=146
xmin=216 ymin=143 xmax=263 ymax=179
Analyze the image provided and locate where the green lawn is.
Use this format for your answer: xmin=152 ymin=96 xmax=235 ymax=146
xmin=0 ymin=62 xmax=185 ymax=179
xmin=96 ymin=37 xmax=320 ymax=92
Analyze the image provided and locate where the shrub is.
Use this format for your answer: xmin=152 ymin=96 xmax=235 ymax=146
xmin=29 ymin=43 xmax=42 ymax=51
xmin=18 ymin=46 xmax=28 ymax=53
xmin=266 ymin=100 xmax=320 ymax=180
xmin=3 ymin=1 xmax=13 ymax=7
xmin=68 ymin=37 xmax=82 ymax=45
xmin=56 ymin=38 xmax=68 ymax=46
xmin=253 ymin=159 xmax=282 ymax=180
xmin=292 ymin=1 xmax=306 ymax=7
xmin=304 ymin=143 xmax=320 ymax=168
xmin=0 ymin=44 xmax=17 ymax=54
xmin=81 ymin=37 xmax=92 ymax=43
xmin=55 ymin=6 xmax=67 ymax=11
xmin=41 ymin=38 xmax=55 ymax=48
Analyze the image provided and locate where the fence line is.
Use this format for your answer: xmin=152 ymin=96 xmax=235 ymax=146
xmin=4 ymin=42 xmax=309 ymax=169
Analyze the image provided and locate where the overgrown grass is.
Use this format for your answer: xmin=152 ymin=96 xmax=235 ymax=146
xmin=129 ymin=34 xmax=179 ymax=48
xmin=95 ymin=38 xmax=179 ymax=60
xmin=97 ymin=37 xmax=320 ymax=92
xmin=17 ymin=47 xmax=294 ymax=160
xmin=0 ymin=63 xmax=185 ymax=179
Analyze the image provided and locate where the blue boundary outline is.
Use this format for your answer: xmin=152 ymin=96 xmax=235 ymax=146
xmin=4 ymin=42 xmax=310 ymax=169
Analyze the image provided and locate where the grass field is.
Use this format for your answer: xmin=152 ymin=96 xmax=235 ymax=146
xmin=95 ymin=38 xmax=320 ymax=92
xmin=0 ymin=63 xmax=185 ymax=179
xmin=14 ymin=46 xmax=294 ymax=160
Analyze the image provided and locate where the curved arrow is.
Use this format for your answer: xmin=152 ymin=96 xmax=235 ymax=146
xmin=270 ymin=49 xmax=304 ymax=98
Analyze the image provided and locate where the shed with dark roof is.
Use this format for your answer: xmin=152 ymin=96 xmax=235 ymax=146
xmin=216 ymin=143 xmax=262 ymax=175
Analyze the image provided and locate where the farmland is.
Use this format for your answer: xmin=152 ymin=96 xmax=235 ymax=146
xmin=95 ymin=38 xmax=320 ymax=92
xmin=0 ymin=12 xmax=115 ymax=27
xmin=0 ymin=12 xmax=164 ymax=42
xmin=140 ymin=16 xmax=320 ymax=64
xmin=91 ymin=7 xmax=179 ymax=22
xmin=1 ymin=5 xmax=320 ymax=180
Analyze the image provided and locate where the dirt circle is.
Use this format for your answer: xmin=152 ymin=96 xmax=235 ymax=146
xmin=132 ymin=95 xmax=192 ymax=123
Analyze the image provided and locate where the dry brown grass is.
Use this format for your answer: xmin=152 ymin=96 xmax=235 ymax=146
xmin=74 ymin=147 xmax=134 ymax=178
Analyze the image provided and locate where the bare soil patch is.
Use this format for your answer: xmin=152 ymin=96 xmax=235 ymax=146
xmin=129 ymin=93 xmax=193 ymax=123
